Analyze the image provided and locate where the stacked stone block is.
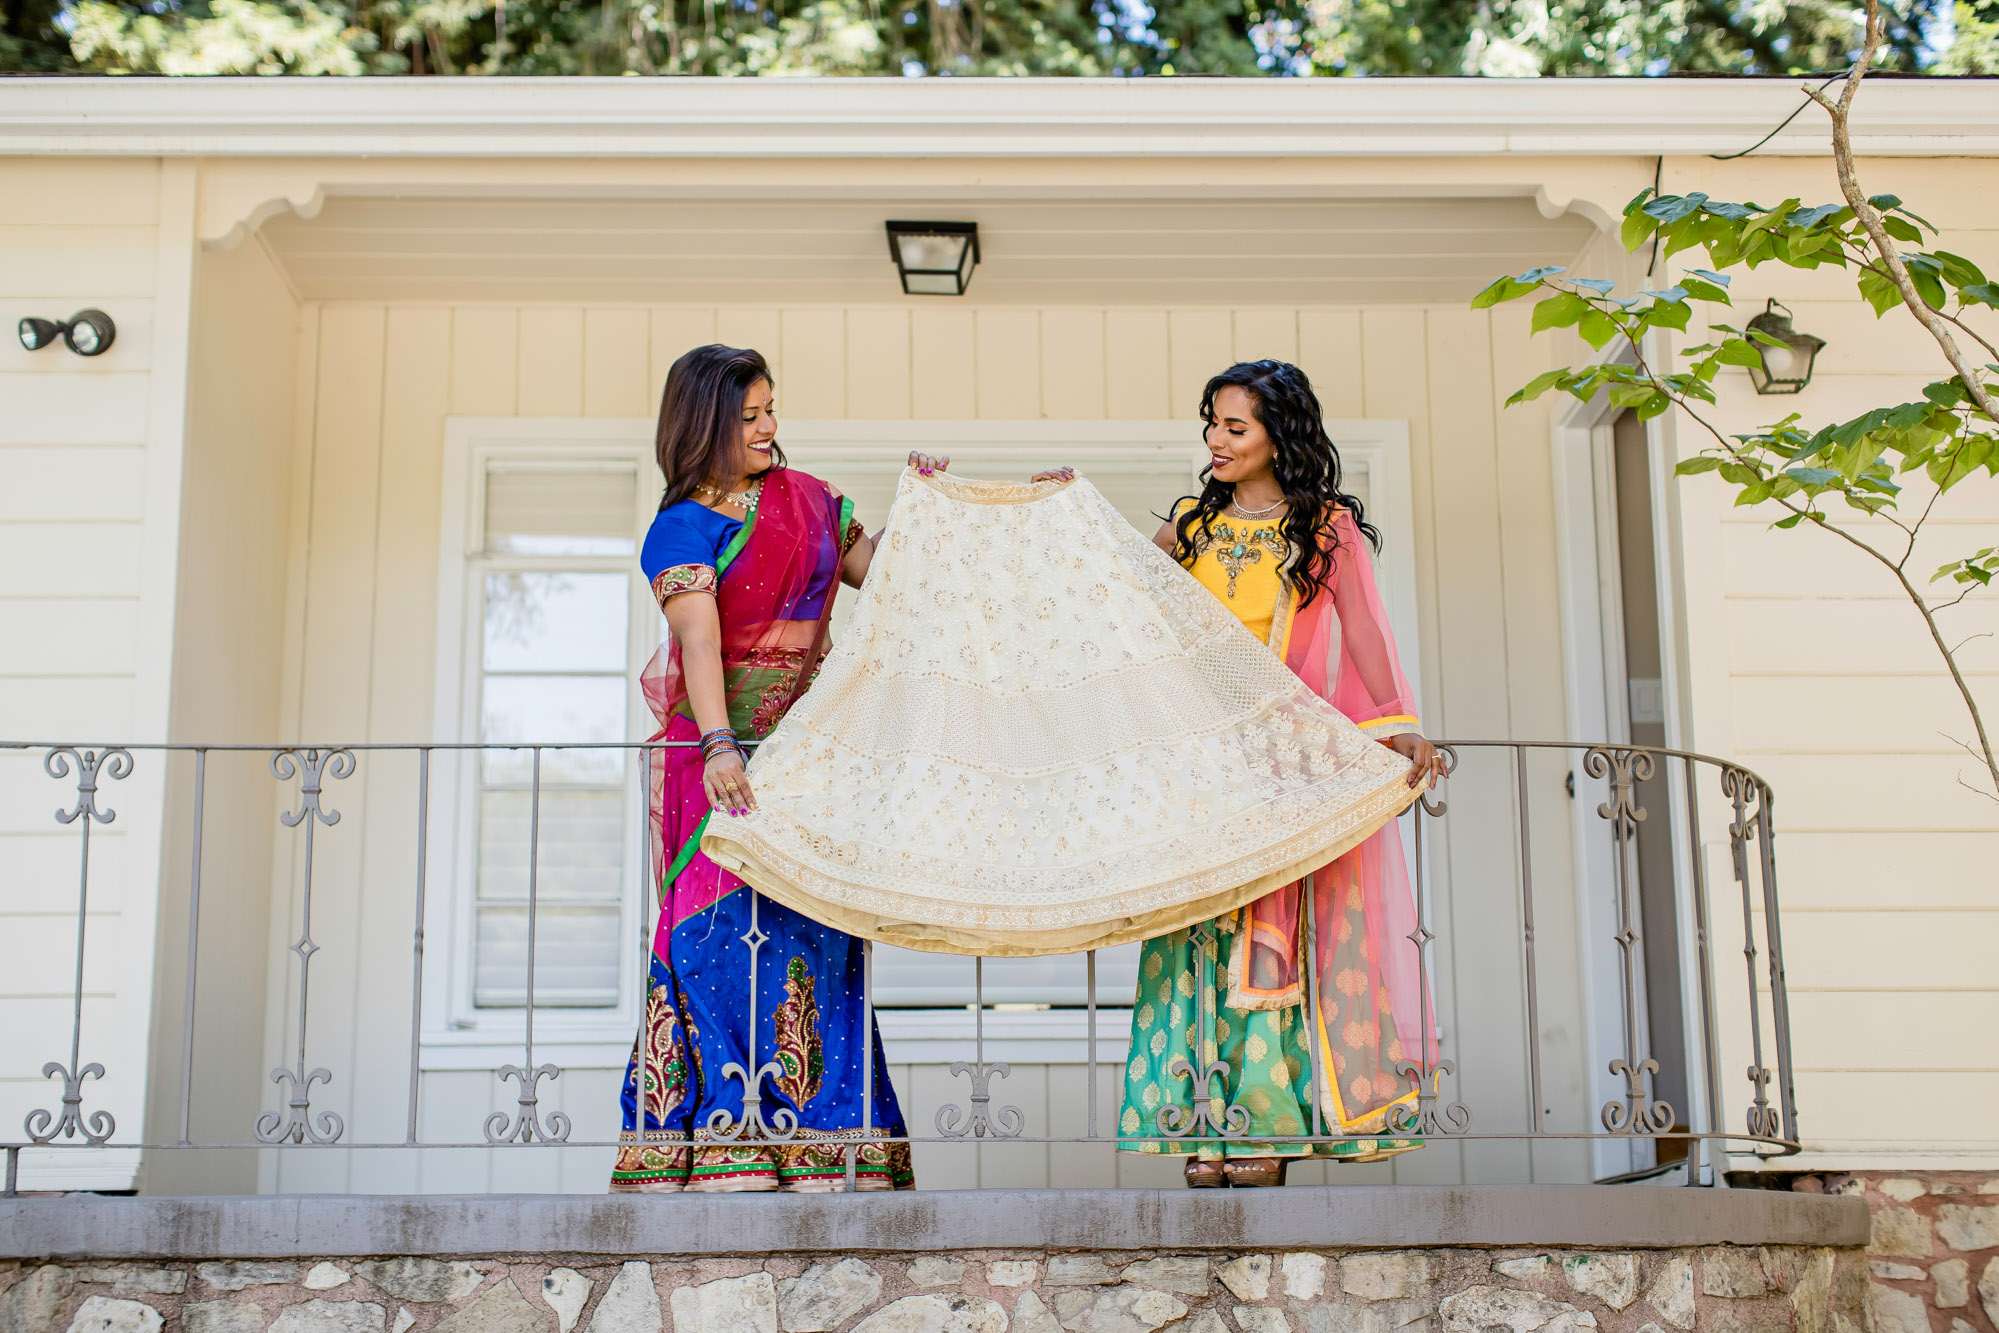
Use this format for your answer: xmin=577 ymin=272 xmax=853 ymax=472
xmin=1780 ymin=1170 xmax=1999 ymax=1333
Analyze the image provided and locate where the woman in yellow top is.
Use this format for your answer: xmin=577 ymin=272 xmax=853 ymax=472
xmin=1118 ymin=360 xmax=1445 ymax=1188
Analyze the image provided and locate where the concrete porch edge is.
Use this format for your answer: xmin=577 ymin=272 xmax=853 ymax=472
xmin=0 ymin=1186 xmax=1868 ymax=1260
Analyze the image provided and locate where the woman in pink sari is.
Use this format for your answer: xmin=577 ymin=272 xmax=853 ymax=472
xmin=1117 ymin=360 xmax=1445 ymax=1188
xmin=613 ymin=344 xmax=1070 ymax=1193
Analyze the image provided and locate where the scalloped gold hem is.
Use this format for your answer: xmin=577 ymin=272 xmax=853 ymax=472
xmin=704 ymin=776 xmax=1420 ymax=957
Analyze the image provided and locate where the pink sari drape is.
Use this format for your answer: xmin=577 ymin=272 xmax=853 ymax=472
xmin=638 ymin=469 xmax=848 ymax=935
xmin=1232 ymin=508 xmax=1437 ymax=1124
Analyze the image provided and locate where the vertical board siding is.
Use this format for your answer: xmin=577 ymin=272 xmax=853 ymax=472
xmin=270 ymin=299 xmax=1591 ymax=1190
xmin=1039 ymin=311 xmax=1107 ymax=420
xmin=1660 ymin=156 xmax=1999 ymax=1166
xmin=910 ymin=308 xmax=976 ymax=419
xmin=1105 ymin=310 xmax=1170 ymax=419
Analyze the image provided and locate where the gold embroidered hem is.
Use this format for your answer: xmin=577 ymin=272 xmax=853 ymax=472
xmin=703 ymin=469 xmax=1421 ymax=957
xmin=651 ymin=563 xmax=718 ymax=607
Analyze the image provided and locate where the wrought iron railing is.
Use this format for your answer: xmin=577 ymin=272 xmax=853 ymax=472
xmin=0 ymin=738 xmax=1798 ymax=1194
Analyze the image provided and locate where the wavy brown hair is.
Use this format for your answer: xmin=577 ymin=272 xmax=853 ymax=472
xmin=655 ymin=344 xmax=785 ymax=510
xmin=1170 ymin=359 xmax=1379 ymax=611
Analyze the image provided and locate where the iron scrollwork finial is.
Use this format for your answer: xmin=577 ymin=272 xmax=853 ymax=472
xmin=1583 ymin=745 xmax=1653 ymax=832
xmin=255 ymin=1066 xmax=344 ymax=1144
xmin=1388 ymin=1059 xmax=1471 ymax=1136
xmin=273 ymin=747 xmax=356 ymax=827
xmin=708 ymin=1061 xmax=800 ymax=1143
xmin=47 ymin=746 xmax=132 ymax=826
xmin=1601 ymin=1057 xmax=1676 ymax=1136
xmin=1745 ymin=1065 xmax=1781 ymax=1140
xmin=1417 ymin=742 xmax=1457 ymax=817
xmin=485 ymin=1063 xmax=572 ymax=1143
xmin=937 ymin=1060 xmax=1024 ymax=1139
xmin=25 ymin=1062 xmax=113 ymax=1145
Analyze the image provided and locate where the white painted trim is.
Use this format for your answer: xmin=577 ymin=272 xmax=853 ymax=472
xmin=4 ymin=78 xmax=1997 ymax=158
xmin=1547 ymin=346 xmax=1714 ymax=1184
xmin=430 ymin=418 xmax=657 ymax=1055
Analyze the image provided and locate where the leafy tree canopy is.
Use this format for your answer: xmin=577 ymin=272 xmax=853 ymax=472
xmin=6 ymin=0 xmax=1997 ymax=77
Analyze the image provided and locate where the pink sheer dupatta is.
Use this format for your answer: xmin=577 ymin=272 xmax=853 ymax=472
xmin=1230 ymin=507 xmax=1436 ymax=1131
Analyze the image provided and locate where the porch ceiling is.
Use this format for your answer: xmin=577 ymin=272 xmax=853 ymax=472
xmin=257 ymin=193 xmax=1597 ymax=306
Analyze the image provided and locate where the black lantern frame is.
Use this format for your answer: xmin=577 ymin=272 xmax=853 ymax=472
xmin=1743 ymin=299 xmax=1824 ymax=395
xmin=885 ymin=221 xmax=980 ymax=297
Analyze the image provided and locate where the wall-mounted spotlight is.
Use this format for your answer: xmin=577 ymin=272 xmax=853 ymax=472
xmin=19 ymin=309 xmax=116 ymax=357
xmin=1744 ymin=299 xmax=1823 ymax=395
xmin=885 ymin=221 xmax=979 ymax=296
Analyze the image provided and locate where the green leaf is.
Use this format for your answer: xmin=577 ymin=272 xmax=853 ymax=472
xmin=1736 ymin=480 xmax=1774 ymax=506
xmin=1607 ymin=381 xmax=1656 ymax=408
xmin=1717 ymin=337 xmax=1763 ymax=368
xmin=1472 ymin=276 xmax=1533 ymax=309
xmin=1643 ymin=192 xmax=1708 ymax=224
xmin=1960 ymin=282 xmax=1999 ymax=310
xmin=1857 ymin=268 xmax=1902 ymax=317
xmin=1635 ymin=391 xmax=1673 ymax=420
xmin=1743 ymin=198 xmax=1800 ymax=238
xmin=1531 ymin=290 xmax=1592 ymax=333
xmin=1912 ymin=268 xmax=1948 ymax=310
xmin=1936 ymin=250 xmax=1988 ymax=287
xmin=1623 ymin=186 xmax=1658 ymax=213
xmin=1578 ymin=309 xmax=1620 ymax=350
xmin=1784 ymin=466 xmax=1841 ymax=487
xmin=1882 ymin=215 xmax=1925 ymax=245
xmin=1719 ymin=463 xmax=1761 ymax=485
xmin=1679 ymin=277 xmax=1732 ymax=304
xmin=1506 ymin=368 xmax=1569 ymax=406
xmin=1643 ymin=299 xmax=1692 ymax=331
xmin=1923 ymin=379 xmax=1966 ymax=408
xmin=1706 ymin=200 xmax=1760 ymax=221
xmin=1773 ymin=513 xmax=1806 ymax=529
xmin=1868 ymin=192 xmax=1903 ymax=212
xmin=1788 ymin=203 xmax=1846 ymax=230
xmin=1621 ymin=207 xmax=1656 ymax=252
xmin=1675 ymin=456 xmax=1724 ymax=475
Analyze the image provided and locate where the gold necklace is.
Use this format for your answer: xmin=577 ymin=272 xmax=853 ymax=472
xmin=1228 ymin=492 xmax=1284 ymax=519
xmin=696 ymin=475 xmax=763 ymax=514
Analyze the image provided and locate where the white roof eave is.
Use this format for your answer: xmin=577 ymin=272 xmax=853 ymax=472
xmin=2 ymin=75 xmax=1996 ymax=158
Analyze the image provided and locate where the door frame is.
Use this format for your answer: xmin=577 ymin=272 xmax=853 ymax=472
xmin=1548 ymin=353 xmax=1710 ymax=1181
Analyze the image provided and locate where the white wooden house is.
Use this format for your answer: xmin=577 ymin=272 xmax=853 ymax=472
xmin=0 ymin=79 xmax=1992 ymax=1216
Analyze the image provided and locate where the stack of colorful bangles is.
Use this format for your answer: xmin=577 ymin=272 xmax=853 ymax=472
xmin=699 ymin=727 xmax=748 ymax=765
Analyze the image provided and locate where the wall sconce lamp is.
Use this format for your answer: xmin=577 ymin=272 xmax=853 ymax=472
xmin=885 ymin=221 xmax=979 ymax=296
xmin=19 ymin=309 xmax=116 ymax=357
xmin=1744 ymin=300 xmax=1823 ymax=394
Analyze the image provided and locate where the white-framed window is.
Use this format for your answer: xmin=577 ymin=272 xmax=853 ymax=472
xmin=426 ymin=417 xmax=1417 ymax=1063
xmin=430 ymin=422 xmax=661 ymax=1057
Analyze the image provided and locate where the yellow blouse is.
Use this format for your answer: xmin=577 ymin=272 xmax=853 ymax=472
xmin=1173 ymin=501 xmax=1291 ymax=648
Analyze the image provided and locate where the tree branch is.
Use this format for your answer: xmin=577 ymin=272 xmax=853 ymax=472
xmin=1807 ymin=1 xmax=1999 ymax=430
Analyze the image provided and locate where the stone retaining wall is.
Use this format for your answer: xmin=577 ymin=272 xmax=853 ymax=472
xmin=0 ymin=1244 xmax=1868 ymax=1333
xmin=1774 ymin=1169 xmax=1999 ymax=1333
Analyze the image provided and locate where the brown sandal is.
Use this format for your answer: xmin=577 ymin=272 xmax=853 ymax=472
xmin=1222 ymin=1157 xmax=1291 ymax=1188
xmin=1183 ymin=1158 xmax=1230 ymax=1188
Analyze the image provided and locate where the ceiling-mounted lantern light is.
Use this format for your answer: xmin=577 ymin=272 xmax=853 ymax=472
xmin=885 ymin=220 xmax=979 ymax=296
xmin=1744 ymin=299 xmax=1824 ymax=395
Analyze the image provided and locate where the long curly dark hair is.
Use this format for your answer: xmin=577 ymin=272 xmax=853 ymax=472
xmin=655 ymin=344 xmax=787 ymax=511
xmin=1169 ymin=359 xmax=1380 ymax=611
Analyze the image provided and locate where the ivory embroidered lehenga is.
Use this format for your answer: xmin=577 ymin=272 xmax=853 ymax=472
xmin=1117 ymin=501 xmax=1436 ymax=1165
xmin=609 ymin=467 xmax=914 ymax=1193
xmin=700 ymin=470 xmax=1421 ymax=957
